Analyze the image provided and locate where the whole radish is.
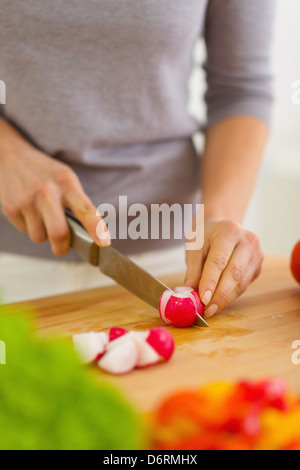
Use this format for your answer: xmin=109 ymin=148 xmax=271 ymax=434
xmin=159 ymin=286 xmax=204 ymax=328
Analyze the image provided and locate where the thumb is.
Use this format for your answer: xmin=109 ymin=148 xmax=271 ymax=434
xmin=184 ymin=249 xmax=204 ymax=291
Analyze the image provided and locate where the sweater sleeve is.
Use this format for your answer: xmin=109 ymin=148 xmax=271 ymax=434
xmin=203 ymin=0 xmax=276 ymax=129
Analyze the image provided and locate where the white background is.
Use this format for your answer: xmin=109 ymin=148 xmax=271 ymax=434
xmin=190 ymin=0 xmax=300 ymax=256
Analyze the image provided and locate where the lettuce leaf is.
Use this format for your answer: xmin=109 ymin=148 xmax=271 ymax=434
xmin=0 ymin=307 xmax=143 ymax=450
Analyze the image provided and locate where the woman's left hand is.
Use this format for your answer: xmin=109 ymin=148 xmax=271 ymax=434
xmin=184 ymin=219 xmax=264 ymax=318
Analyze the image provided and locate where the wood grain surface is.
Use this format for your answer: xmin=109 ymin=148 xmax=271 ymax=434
xmin=8 ymin=256 xmax=300 ymax=412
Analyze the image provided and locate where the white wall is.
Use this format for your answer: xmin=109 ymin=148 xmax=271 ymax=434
xmin=249 ymin=0 xmax=300 ymax=256
xmin=189 ymin=0 xmax=300 ymax=257
xmin=266 ymin=0 xmax=300 ymax=166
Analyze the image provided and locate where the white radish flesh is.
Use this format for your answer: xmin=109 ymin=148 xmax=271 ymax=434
xmin=98 ymin=335 xmax=139 ymax=375
xmin=132 ymin=332 xmax=161 ymax=368
xmin=106 ymin=331 xmax=133 ymax=351
xmin=158 ymin=290 xmax=174 ymax=325
xmin=72 ymin=332 xmax=109 ymax=364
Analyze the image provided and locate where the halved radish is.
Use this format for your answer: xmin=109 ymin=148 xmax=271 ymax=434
xmin=159 ymin=286 xmax=204 ymax=328
xmin=72 ymin=331 xmax=109 ymax=364
xmin=147 ymin=327 xmax=175 ymax=361
xmin=132 ymin=331 xmax=161 ymax=368
xmin=98 ymin=333 xmax=139 ymax=375
xmin=109 ymin=327 xmax=128 ymax=342
xmin=132 ymin=327 xmax=175 ymax=367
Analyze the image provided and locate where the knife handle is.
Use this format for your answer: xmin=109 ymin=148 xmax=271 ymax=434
xmin=65 ymin=211 xmax=99 ymax=266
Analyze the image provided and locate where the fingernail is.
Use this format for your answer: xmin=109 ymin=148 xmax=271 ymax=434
xmin=201 ymin=290 xmax=213 ymax=306
xmin=205 ymin=304 xmax=218 ymax=318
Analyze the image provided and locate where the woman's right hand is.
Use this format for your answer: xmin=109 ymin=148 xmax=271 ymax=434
xmin=0 ymin=118 xmax=111 ymax=256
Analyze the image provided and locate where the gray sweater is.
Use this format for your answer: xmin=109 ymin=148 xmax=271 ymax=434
xmin=0 ymin=0 xmax=275 ymax=260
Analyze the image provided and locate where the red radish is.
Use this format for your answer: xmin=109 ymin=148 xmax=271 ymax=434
xmin=147 ymin=327 xmax=175 ymax=361
xmin=109 ymin=327 xmax=128 ymax=342
xmin=72 ymin=331 xmax=109 ymax=364
xmin=98 ymin=332 xmax=139 ymax=375
xmin=159 ymin=286 xmax=204 ymax=328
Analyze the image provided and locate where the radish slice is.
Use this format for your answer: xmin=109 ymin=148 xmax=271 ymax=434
xmin=109 ymin=327 xmax=128 ymax=342
xmin=72 ymin=332 xmax=109 ymax=364
xmin=132 ymin=332 xmax=161 ymax=368
xmin=159 ymin=287 xmax=204 ymax=328
xmin=98 ymin=334 xmax=139 ymax=375
xmin=147 ymin=327 xmax=175 ymax=361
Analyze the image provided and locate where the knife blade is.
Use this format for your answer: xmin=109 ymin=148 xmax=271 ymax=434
xmin=98 ymin=245 xmax=171 ymax=309
xmin=66 ymin=212 xmax=208 ymax=326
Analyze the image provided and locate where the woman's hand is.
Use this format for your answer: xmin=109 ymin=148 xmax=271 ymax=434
xmin=0 ymin=119 xmax=110 ymax=256
xmin=184 ymin=219 xmax=264 ymax=318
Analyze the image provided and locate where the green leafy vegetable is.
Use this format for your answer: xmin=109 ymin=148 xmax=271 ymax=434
xmin=0 ymin=306 xmax=143 ymax=450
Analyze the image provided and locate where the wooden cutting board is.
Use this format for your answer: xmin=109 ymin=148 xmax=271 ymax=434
xmin=9 ymin=256 xmax=300 ymax=412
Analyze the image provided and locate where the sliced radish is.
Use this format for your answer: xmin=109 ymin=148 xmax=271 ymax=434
xmin=159 ymin=287 xmax=204 ymax=328
xmin=98 ymin=333 xmax=139 ymax=375
xmin=132 ymin=331 xmax=161 ymax=368
xmin=74 ymin=326 xmax=175 ymax=374
xmin=72 ymin=331 xmax=109 ymax=364
xmin=147 ymin=327 xmax=175 ymax=361
xmin=109 ymin=327 xmax=128 ymax=342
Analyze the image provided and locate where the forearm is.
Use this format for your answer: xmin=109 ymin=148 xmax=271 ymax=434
xmin=0 ymin=117 xmax=110 ymax=254
xmin=201 ymin=116 xmax=269 ymax=224
xmin=0 ymin=116 xmax=34 ymax=157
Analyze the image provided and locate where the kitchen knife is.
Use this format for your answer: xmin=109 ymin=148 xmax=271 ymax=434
xmin=66 ymin=212 xmax=209 ymax=327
